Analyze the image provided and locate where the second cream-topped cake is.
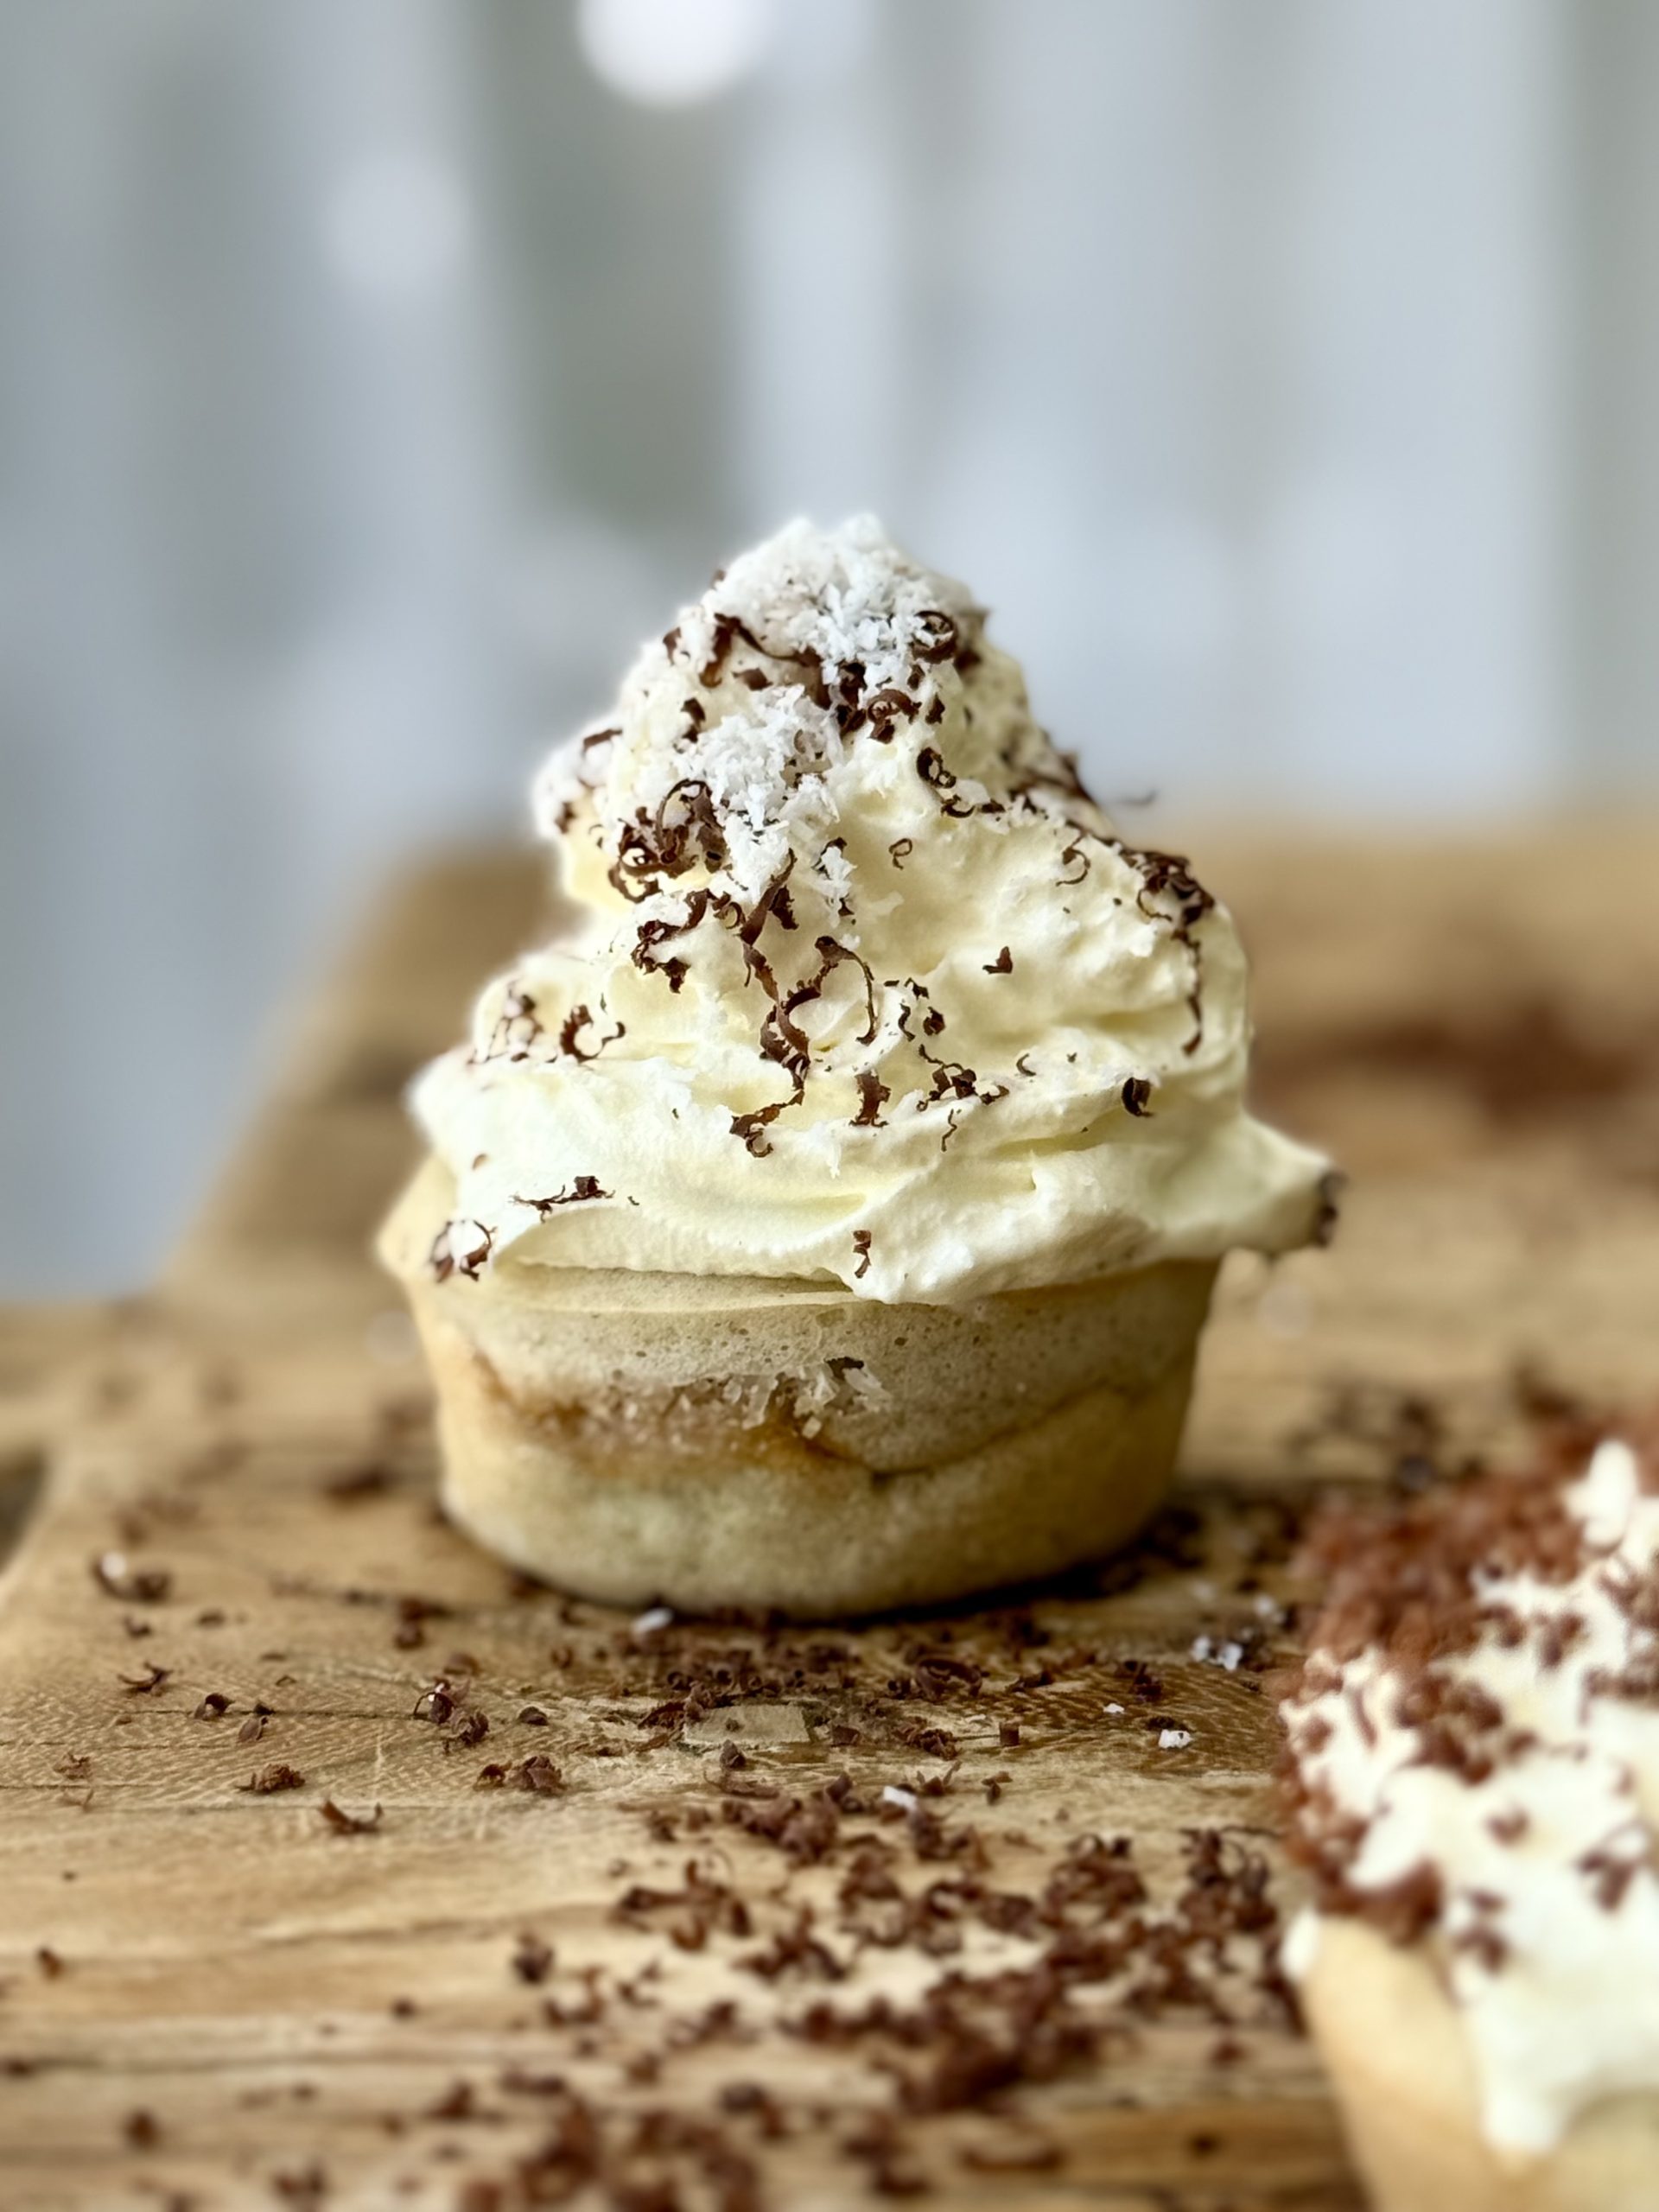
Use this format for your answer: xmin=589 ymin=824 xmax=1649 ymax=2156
xmin=380 ymin=518 xmax=1332 ymax=1613
xmin=1279 ymin=1422 xmax=1659 ymax=2209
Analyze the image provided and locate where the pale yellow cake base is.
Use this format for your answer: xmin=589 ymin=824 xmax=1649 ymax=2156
xmin=378 ymin=1160 xmax=1218 ymax=1616
xmin=1299 ymin=1916 xmax=1659 ymax=2212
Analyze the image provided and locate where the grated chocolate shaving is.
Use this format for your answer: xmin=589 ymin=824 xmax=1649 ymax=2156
xmin=515 ymin=1177 xmax=612 ymax=1219
xmin=475 ymin=1754 xmax=565 ymax=1796
xmin=557 ymin=1003 xmax=626 ymax=1062
xmin=429 ymin=1217 xmax=495 ymax=1284
xmin=853 ymin=1071 xmax=890 ymax=1128
xmin=319 ymin=1799 xmax=382 ymax=1835
xmin=238 ymin=1764 xmax=306 ymax=1796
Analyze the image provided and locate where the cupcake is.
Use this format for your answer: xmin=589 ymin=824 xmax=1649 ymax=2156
xmin=1278 ymin=1423 xmax=1659 ymax=2210
xmin=379 ymin=518 xmax=1331 ymax=1615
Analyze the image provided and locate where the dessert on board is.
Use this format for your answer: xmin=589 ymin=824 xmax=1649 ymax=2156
xmin=380 ymin=518 xmax=1331 ymax=1614
xmin=1279 ymin=1419 xmax=1659 ymax=2211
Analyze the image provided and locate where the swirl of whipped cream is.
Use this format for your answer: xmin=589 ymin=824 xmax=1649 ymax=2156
xmin=411 ymin=517 xmax=1330 ymax=1301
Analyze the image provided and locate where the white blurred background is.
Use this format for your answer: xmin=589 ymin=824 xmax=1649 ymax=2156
xmin=3 ymin=0 xmax=1656 ymax=1292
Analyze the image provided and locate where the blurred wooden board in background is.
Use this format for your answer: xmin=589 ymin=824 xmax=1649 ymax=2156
xmin=2 ymin=825 xmax=1658 ymax=2210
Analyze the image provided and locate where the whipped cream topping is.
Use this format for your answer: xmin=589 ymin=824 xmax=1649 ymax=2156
xmin=1281 ymin=1433 xmax=1659 ymax=2158
xmin=411 ymin=518 xmax=1329 ymax=1301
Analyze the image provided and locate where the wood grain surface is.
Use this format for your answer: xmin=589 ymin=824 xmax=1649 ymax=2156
xmin=3 ymin=826 xmax=1658 ymax=2212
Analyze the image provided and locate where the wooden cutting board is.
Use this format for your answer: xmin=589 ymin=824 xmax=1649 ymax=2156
xmin=4 ymin=826 xmax=1659 ymax=2212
